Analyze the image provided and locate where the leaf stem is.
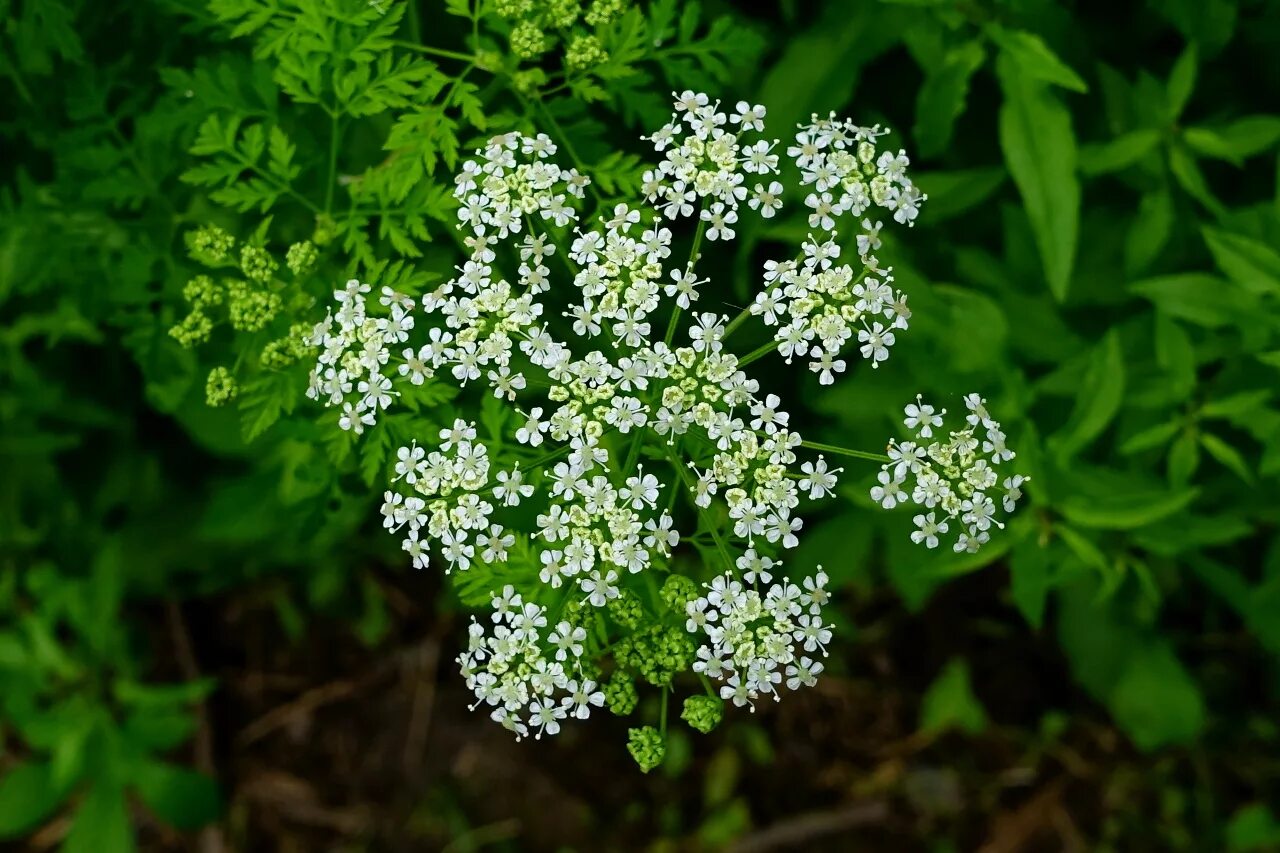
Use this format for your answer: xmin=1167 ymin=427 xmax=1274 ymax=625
xmin=798 ymin=439 xmax=891 ymax=463
xmin=391 ymin=40 xmax=475 ymax=63
xmin=665 ymin=210 xmax=707 ymax=346
xmin=735 ymin=339 xmax=777 ymax=368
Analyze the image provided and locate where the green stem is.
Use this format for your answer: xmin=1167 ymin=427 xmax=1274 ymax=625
xmin=659 ymin=686 xmax=669 ymax=737
xmin=664 ymin=211 xmax=707 ymax=347
xmin=799 ymin=439 xmax=891 ymax=463
xmin=722 ymin=305 xmax=752 ymax=340
xmin=735 ymin=339 xmax=777 ymax=368
xmin=667 ymin=449 xmax=735 ymax=572
xmin=391 ymin=40 xmax=475 ymax=62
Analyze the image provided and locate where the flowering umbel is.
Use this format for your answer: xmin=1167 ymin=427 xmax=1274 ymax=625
xmin=305 ymin=93 xmax=1019 ymax=766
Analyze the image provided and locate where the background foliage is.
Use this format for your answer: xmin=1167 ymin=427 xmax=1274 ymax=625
xmin=2 ymin=0 xmax=1279 ymax=849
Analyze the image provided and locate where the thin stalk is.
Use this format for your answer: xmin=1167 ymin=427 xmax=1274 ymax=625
xmin=664 ymin=211 xmax=707 ymax=346
xmin=735 ymin=340 xmax=777 ymax=369
xmin=799 ymin=439 xmax=890 ymax=463
xmin=391 ymin=40 xmax=475 ymax=63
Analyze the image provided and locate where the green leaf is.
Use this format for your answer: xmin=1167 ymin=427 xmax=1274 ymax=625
xmin=1130 ymin=274 xmax=1243 ymax=327
xmin=1168 ymin=429 xmax=1201 ymax=485
xmin=133 ymin=762 xmax=222 ymax=830
xmin=914 ymin=40 xmax=985 ymax=158
xmin=1227 ymin=804 xmax=1280 ymax=852
xmin=1200 ymin=390 xmax=1272 ymax=418
xmin=987 ymin=27 xmax=1088 ymax=93
xmin=1202 ymin=226 xmax=1280 ymax=296
xmin=1165 ymin=42 xmax=1197 ymax=118
xmin=63 ymin=782 xmax=134 ymax=853
xmin=1120 ymin=421 xmax=1181 ymax=455
xmin=114 ymin=678 xmax=216 ymax=708
xmin=1057 ymin=486 xmax=1198 ymax=530
xmin=0 ymin=762 xmax=65 ymax=838
xmin=1009 ymin=538 xmax=1051 ymax=629
xmin=1200 ymin=433 xmax=1253 ymax=483
xmin=919 ymin=659 xmax=987 ymax=735
xmin=1169 ymin=143 xmax=1226 ymax=216
xmin=1079 ymin=129 xmax=1162 ymax=175
xmin=996 ymin=53 xmax=1080 ymax=301
xmin=913 ymin=167 xmax=1006 ymax=223
xmin=1058 ymin=583 xmax=1205 ymax=751
xmin=1049 ymin=329 xmax=1125 ymax=458
xmin=1184 ymin=117 xmax=1280 ymax=162
xmin=1124 ymin=189 xmax=1174 ymax=276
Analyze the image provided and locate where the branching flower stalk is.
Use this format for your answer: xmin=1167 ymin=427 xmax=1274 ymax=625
xmin=304 ymin=92 xmax=1024 ymax=765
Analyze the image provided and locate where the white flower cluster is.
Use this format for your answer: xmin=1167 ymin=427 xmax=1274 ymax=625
xmin=458 ymin=586 xmax=604 ymax=740
xmin=872 ymin=394 xmax=1027 ymax=553
xmin=748 ymin=115 xmax=924 ymax=383
xmin=304 ymin=280 xmax=415 ymax=434
xmin=641 ymin=91 xmax=780 ymax=235
xmin=304 ymin=93 xmax=1017 ymax=745
xmin=687 ymin=566 xmax=831 ymax=710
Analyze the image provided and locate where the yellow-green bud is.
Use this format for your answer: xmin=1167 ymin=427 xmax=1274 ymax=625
xmin=285 ymin=240 xmax=318 ymax=277
xmin=510 ymin=21 xmax=548 ymax=60
xmin=183 ymin=274 xmax=223 ymax=309
xmin=565 ymin=34 xmax=608 ymax=71
xmin=627 ymin=726 xmax=665 ymax=773
xmin=205 ymin=366 xmax=237 ymax=407
xmin=240 ymin=245 xmax=278 ymax=283
xmin=169 ymin=310 xmax=212 ymax=348
xmin=188 ymin=225 xmax=235 ymax=265
xmin=604 ymin=673 xmax=638 ymax=716
xmin=681 ymin=695 xmax=723 ymax=734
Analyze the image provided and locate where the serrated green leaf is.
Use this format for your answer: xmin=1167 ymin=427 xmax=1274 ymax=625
xmin=1079 ymin=129 xmax=1162 ymax=175
xmin=63 ymin=782 xmax=134 ymax=853
xmin=988 ymin=26 xmax=1088 ymax=93
xmin=0 ymin=762 xmax=65 ymax=839
xmin=1202 ymin=227 xmax=1280 ymax=296
xmin=919 ymin=659 xmax=987 ymax=735
xmin=1200 ymin=433 xmax=1253 ymax=483
xmin=1166 ymin=42 xmax=1197 ymax=118
xmin=1057 ymin=486 xmax=1198 ymax=530
xmin=914 ymin=40 xmax=985 ymax=158
xmin=1120 ymin=421 xmax=1181 ymax=455
xmin=133 ymin=762 xmax=222 ymax=830
xmin=1184 ymin=116 xmax=1280 ymax=162
xmin=1050 ymin=329 xmax=1124 ymax=458
xmin=1010 ymin=538 xmax=1051 ymax=629
xmin=996 ymin=53 xmax=1079 ymax=301
xmin=914 ymin=167 xmax=1006 ymax=223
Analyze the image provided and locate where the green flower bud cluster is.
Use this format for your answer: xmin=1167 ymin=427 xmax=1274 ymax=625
xmin=542 ymin=0 xmax=579 ymax=29
xmin=607 ymin=589 xmax=644 ymax=629
xmin=169 ymin=309 xmax=213 ymax=348
xmin=492 ymin=0 xmax=532 ymax=17
xmin=187 ymin=225 xmax=235 ymax=264
xmin=285 ymin=240 xmax=318 ymax=277
xmin=660 ymin=574 xmax=697 ymax=611
xmin=261 ymin=323 xmax=317 ymax=370
xmin=240 ymin=245 xmax=278 ymax=283
xmin=565 ymin=34 xmax=608 ymax=71
xmin=584 ymin=0 xmax=624 ymax=26
xmin=227 ymin=281 xmax=283 ymax=333
xmin=604 ymin=672 xmax=638 ymax=716
xmin=205 ymin=367 xmax=238 ymax=407
xmin=510 ymin=21 xmax=549 ymax=60
xmin=681 ymin=695 xmax=723 ymax=734
xmin=183 ymin=275 xmax=223 ymax=310
xmin=626 ymin=726 xmax=665 ymax=773
xmin=614 ymin=625 xmax=696 ymax=687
